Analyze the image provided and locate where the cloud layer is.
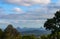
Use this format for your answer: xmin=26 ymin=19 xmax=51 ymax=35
xmin=0 ymin=0 xmax=60 ymax=28
xmin=4 ymin=0 xmax=51 ymax=6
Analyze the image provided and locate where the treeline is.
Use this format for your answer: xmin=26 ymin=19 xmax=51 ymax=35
xmin=0 ymin=24 xmax=45 ymax=39
xmin=0 ymin=25 xmax=60 ymax=39
xmin=0 ymin=24 xmax=60 ymax=39
xmin=0 ymin=24 xmax=58 ymax=39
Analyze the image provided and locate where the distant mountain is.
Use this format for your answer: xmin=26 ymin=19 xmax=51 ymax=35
xmin=16 ymin=27 xmax=23 ymax=32
xmin=16 ymin=27 xmax=45 ymax=32
xmin=22 ymin=30 xmax=50 ymax=36
xmin=16 ymin=27 xmax=51 ymax=36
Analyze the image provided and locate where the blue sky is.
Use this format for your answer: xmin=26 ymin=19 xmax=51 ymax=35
xmin=0 ymin=0 xmax=60 ymax=29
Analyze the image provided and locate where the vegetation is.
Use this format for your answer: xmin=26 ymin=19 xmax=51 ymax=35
xmin=44 ymin=10 xmax=60 ymax=39
xmin=0 ymin=24 xmax=22 ymax=39
xmin=0 ymin=10 xmax=60 ymax=39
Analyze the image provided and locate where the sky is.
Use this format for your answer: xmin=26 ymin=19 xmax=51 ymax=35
xmin=0 ymin=0 xmax=60 ymax=29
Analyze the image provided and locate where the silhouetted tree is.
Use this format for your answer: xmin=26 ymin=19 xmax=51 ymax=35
xmin=3 ymin=24 xmax=22 ymax=39
xmin=44 ymin=10 xmax=60 ymax=39
xmin=0 ymin=29 xmax=3 ymax=39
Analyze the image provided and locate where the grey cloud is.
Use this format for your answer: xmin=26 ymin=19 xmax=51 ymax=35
xmin=0 ymin=9 xmax=54 ymax=20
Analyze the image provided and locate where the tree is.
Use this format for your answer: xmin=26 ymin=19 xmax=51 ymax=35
xmin=0 ymin=29 xmax=3 ymax=39
xmin=44 ymin=10 xmax=60 ymax=39
xmin=3 ymin=24 xmax=22 ymax=39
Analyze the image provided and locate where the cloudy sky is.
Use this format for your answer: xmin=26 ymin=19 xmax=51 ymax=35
xmin=0 ymin=0 xmax=60 ymax=29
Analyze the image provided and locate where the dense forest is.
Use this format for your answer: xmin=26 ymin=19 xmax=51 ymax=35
xmin=0 ymin=10 xmax=60 ymax=39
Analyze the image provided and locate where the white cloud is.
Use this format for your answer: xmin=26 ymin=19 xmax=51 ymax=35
xmin=5 ymin=0 xmax=51 ymax=6
xmin=13 ymin=7 xmax=22 ymax=12
xmin=12 ymin=7 xmax=23 ymax=13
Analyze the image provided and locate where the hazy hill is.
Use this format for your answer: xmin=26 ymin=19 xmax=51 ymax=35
xmin=16 ymin=27 xmax=51 ymax=36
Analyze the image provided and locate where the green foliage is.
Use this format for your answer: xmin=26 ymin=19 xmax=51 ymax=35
xmin=44 ymin=10 xmax=60 ymax=39
xmin=40 ymin=35 xmax=47 ymax=39
xmin=44 ymin=10 xmax=60 ymax=32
